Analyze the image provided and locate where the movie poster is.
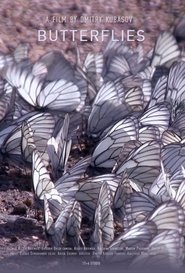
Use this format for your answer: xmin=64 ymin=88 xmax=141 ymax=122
xmin=0 ymin=1 xmax=185 ymax=273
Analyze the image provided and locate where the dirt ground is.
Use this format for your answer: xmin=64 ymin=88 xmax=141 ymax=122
xmin=0 ymin=0 xmax=185 ymax=272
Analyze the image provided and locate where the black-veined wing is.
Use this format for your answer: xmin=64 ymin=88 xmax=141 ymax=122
xmin=12 ymin=92 xmax=35 ymax=121
xmin=148 ymin=201 xmax=185 ymax=234
xmin=37 ymin=50 xmax=87 ymax=111
xmin=48 ymin=199 xmax=74 ymax=247
xmin=135 ymin=44 xmax=144 ymax=64
xmin=139 ymin=65 xmax=155 ymax=80
xmin=149 ymin=171 xmax=171 ymax=203
xmin=162 ymin=143 xmax=185 ymax=175
xmin=141 ymin=79 xmax=152 ymax=107
xmin=175 ymin=179 xmax=185 ymax=206
xmin=0 ymin=112 xmax=60 ymax=165
xmin=66 ymin=201 xmax=82 ymax=247
xmin=0 ymin=81 xmax=15 ymax=127
xmin=2 ymin=64 xmax=41 ymax=107
xmin=166 ymin=61 xmax=185 ymax=107
xmin=103 ymin=40 xmax=144 ymax=79
xmin=139 ymin=103 xmax=170 ymax=135
xmin=161 ymin=130 xmax=182 ymax=146
xmin=130 ymin=230 xmax=184 ymax=269
xmin=21 ymin=121 xmax=36 ymax=163
xmin=113 ymin=175 xmax=133 ymax=222
xmin=47 ymin=114 xmax=71 ymax=176
xmin=91 ymin=182 xmax=114 ymax=254
xmin=29 ymin=113 xmax=59 ymax=166
xmin=112 ymin=140 xmax=141 ymax=173
xmin=103 ymin=40 xmax=132 ymax=56
xmin=32 ymin=149 xmax=53 ymax=200
xmin=116 ymin=141 xmax=161 ymax=193
xmin=88 ymin=80 xmax=128 ymax=137
xmin=150 ymin=166 xmax=185 ymax=204
xmin=13 ymin=43 xmax=30 ymax=64
xmin=0 ymin=51 xmax=13 ymax=70
xmin=0 ymin=78 xmax=6 ymax=96
xmin=124 ymin=86 xmax=145 ymax=113
xmin=174 ymin=174 xmax=185 ymax=232
xmin=172 ymin=109 xmax=185 ymax=137
xmin=32 ymin=149 xmax=60 ymax=202
xmin=119 ymin=75 xmax=143 ymax=90
xmin=103 ymin=55 xmax=131 ymax=81
xmin=88 ymin=80 xmax=144 ymax=137
xmin=123 ymin=192 xmax=159 ymax=230
xmin=83 ymin=52 xmax=104 ymax=91
xmin=0 ymin=120 xmax=29 ymax=164
xmin=91 ymin=117 xmax=139 ymax=168
xmin=88 ymin=100 xmax=131 ymax=139
xmin=55 ymin=156 xmax=91 ymax=201
xmin=32 ymin=61 xmax=48 ymax=79
xmin=150 ymin=31 xmax=180 ymax=67
xmin=44 ymin=192 xmax=65 ymax=219
xmin=160 ymin=161 xmax=178 ymax=200
xmin=104 ymin=221 xmax=157 ymax=264
xmin=44 ymin=195 xmax=54 ymax=234
xmin=22 ymin=112 xmax=59 ymax=164
xmin=37 ymin=79 xmax=80 ymax=112
xmin=148 ymin=75 xmax=167 ymax=108
xmin=139 ymin=126 xmax=160 ymax=144
xmin=3 ymin=63 xmax=82 ymax=112
xmin=75 ymin=174 xmax=121 ymax=220
xmin=74 ymin=66 xmax=88 ymax=112
xmin=33 ymin=151 xmax=64 ymax=218
xmin=75 ymin=181 xmax=102 ymax=221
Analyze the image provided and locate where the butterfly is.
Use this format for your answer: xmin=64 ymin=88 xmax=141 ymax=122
xmin=88 ymin=80 xmax=144 ymax=138
xmin=45 ymin=199 xmax=75 ymax=247
xmin=130 ymin=230 xmax=185 ymax=269
xmin=113 ymin=175 xmax=133 ymax=222
xmin=0 ymin=112 xmax=58 ymax=166
xmin=104 ymin=220 xmax=157 ymax=264
xmin=139 ymin=103 xmax=170 ymax=135
xmin=91 ymin=182 xmax=114 ymax=255
xmin=66 ymin=200 xmax=83 ymax=247
xmin=123 ymin=192 xmax=159 ymax=230
xmin=115 ymin=141 xmax=161 ymax=193
xmin=148 ymin=201 xmax=185 ymax=234
xmin=166 ymin=61 xmax=185 ymax=108
xmin=162 ymin=143 xmax=185 ymax=175
xmin=83 ymin=51 xmax=104 ymax=95
xmin=0 ymin=43 xmax=30 ymax=70
xmin=2 ymin=62 xmax=83 ymax=112
xmin=91 ymin=117 xmax=139 ymax=168
xmin=76 ymin=174 xmax=122 ymax=220
xmin=47 ymin=114 xmax=72 ymax=177
xmin=55 ymin=156 xmax=91 ymax=201
xmin=150 ymin=31 xmax=180 ymax=67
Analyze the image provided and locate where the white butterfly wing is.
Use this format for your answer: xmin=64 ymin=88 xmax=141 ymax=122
xmin=116 ymin=141 xmax=161 ymax=192
xmin=91 ymin=182 xmax=114 ymax=254
xmin=32 ymin=149 xmax=54 ymax=200
xmin=3 ymin=64 xmax=41 ymax=106
xmin=91 ymin=117 xmax=139 ymax=168
xmin=131 ymin=230 xmax=184 ymax=269
xmin=151 ymin=31 xmax=180 ymax=67
xmin=66 ymin=201 xmax=82 ymax=247
xmin=37 ymin=79 xmax=80 ymax=111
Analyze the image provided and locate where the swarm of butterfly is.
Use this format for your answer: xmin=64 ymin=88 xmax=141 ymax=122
xmin=0 ymin=22 xmax=185 ymax=270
